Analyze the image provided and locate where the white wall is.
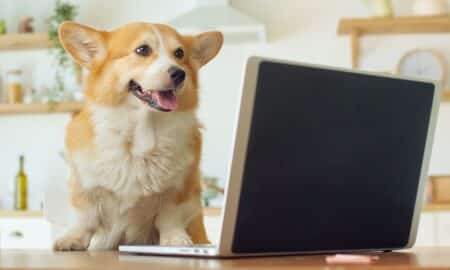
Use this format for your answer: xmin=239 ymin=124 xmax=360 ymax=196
xmin=1 ymin=0 xmax=449 ymax=210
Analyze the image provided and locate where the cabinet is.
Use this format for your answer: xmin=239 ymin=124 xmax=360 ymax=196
xmin=0 ymin=212 xmax=222 ymax=249
xmin=416 ymin=212 xmax=450 ymax=247
xmin=416 ymin=213 xmax=437 ymax=246
xmin=0 ymin=212 xmax=447 ymax=249
xmin=0 ymin=217 xmax=52 ymax=249
xmin=204 ymin=216 xmax=222 ymax=244
xmin=436 ymin=213 xmax=450 ymax=246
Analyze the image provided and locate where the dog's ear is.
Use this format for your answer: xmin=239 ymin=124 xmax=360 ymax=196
xmin=190 ymin=31 xmax=223 ymax=67
xmin=58 ymin=21 xmax=107 ymax=69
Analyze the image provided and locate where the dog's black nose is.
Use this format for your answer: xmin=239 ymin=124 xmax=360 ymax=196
xmin=168 ymin=67 xmax=186 ymax=87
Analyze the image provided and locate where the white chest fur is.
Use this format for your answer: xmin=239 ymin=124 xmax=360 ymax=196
xmin=71 ymin=101 xmax=197 ymax=205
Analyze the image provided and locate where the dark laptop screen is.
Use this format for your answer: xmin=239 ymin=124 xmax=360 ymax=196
xmin=232 ymin=61 xmax=435 ymax=253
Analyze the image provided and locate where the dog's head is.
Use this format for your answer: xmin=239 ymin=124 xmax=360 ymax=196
xmin=59 ymin=22 xmax=223 ymax=112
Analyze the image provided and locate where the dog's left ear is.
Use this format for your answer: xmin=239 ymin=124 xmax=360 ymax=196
xmin=190 ymin=31 xmax=223 ymax=67
xmin=58 ymin=21 xmax=107 ymax=69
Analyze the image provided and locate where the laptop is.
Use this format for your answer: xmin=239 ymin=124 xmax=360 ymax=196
xmin=119 ymin=56 xmax=440 ymax=257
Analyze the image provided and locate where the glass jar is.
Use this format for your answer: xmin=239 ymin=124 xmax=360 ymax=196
xmin=23 ymin=88 xmax=37 ymax=104
xmin=6 ymin=69 xmax=23 ymax=104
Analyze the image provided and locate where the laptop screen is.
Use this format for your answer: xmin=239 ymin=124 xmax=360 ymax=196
xmin=232 ymin=61 xmax=435 ymax=253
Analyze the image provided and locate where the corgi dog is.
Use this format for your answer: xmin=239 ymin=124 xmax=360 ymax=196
xmin=53 ymin=21 xmax=223 ymax=251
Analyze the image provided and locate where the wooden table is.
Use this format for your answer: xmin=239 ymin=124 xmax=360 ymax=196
xmin=1 ymin=247 xmax=450 ymax=269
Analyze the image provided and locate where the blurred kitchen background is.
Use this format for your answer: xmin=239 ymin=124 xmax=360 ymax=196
xmin=0 ymin=0 xmax=450 ymax=249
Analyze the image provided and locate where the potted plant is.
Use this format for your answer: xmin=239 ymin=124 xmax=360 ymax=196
xmin=47 ymin=0 xmax=79 ymax=103
xmin=361 ymin=0 xmax=393 ymax=17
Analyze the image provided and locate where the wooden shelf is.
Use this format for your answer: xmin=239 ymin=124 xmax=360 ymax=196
xmin=442 ymin=91 xmax=450 ymax=102
xmin=0 ymin=210 xmax=43 ymax=217
xmin=337 ymin=16 xmax=450 ymax=70
xmin=0 ymin=102 xmax=83 ymax=115
xmin=338 ymin=16 xmax=450 ymax=36
xmin=0 ymin=32 xmax=53 ymax=51
xmin=423 ymin=203 xmax=450 ymax=212
xmin=203 ymin=207 xmax=221 ymax=216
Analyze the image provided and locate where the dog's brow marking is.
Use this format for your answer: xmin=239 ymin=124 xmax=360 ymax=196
xmin=151 ymin=24 xmax=168 ymax=57
xmin=142 ymin=24 xmax=175 ymax=88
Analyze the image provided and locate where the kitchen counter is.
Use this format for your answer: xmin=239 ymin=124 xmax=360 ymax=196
xmin=1 ymin=247 xmax=450 ymax=269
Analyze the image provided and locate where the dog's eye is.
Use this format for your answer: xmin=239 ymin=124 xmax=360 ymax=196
xmin=174 ymin=48 xmax=184 ymax=59
xmin=135 ymin=44 xmax=152 ymax=57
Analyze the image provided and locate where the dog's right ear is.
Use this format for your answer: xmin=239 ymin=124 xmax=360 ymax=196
xmin=58 ymin=22 xmax=107 ymax=69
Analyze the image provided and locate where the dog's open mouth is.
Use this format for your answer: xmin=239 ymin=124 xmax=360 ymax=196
xmin=128 ymin=80 xmax=178 ymax=112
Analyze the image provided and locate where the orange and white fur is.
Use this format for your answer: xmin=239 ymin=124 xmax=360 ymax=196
xmin=53 ymin=21 xmax=223 ymax=251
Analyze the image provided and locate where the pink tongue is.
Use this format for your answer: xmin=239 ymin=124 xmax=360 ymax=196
xmin=153 ymin=90 xmax=178 ymax=111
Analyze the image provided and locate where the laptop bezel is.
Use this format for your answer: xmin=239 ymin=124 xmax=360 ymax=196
xmin=217 ymin=56 xmax=441 ymax=257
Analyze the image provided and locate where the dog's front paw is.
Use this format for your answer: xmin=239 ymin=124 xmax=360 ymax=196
xmin=160 ymin=229 xmax=193 ymax=246
xmin=53 ymin=235 xmax=90 ymax=251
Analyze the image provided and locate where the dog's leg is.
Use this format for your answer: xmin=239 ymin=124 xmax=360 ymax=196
xmin=155 ymin=195 xmax=202 ymax=246
xmin=53 ymin=176 xmax=102 ymax=251
xmin=53 ymin=209 xmax=97 ymax=251
xmin=155 ymin=128 xmax=208 ymax=246
xmin=88 ymin=225 xmax=124 ymax=250
xmin=186 ymin=213 xmax=210 ymax=244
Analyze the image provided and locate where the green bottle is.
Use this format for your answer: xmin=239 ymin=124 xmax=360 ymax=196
xmin=14 ymin=155 xmax=27 ymax=210
xmin=0 ymin=19 xmax=6 ymax=35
